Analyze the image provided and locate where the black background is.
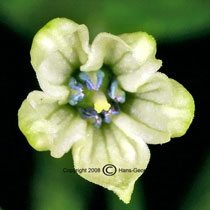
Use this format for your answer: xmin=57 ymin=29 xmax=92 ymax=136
xmin=0 ymin=21 xmax=209 ymax=210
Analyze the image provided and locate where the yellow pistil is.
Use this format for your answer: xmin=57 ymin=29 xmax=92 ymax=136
xmin=93 ymin=91 xmax=111 ymax=113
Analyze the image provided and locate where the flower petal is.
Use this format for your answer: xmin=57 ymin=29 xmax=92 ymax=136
xmin=81 ymin=32 xmax=131 ymax=71
xmin=117 ymin=58 xmax=162 ymax=92
xmin=72 ymin=124 xmax=150 ymax=203
xmin=18 ymin=91 xmax=87 ymax=158
xmin=30 ymin=18 xmax=89 ymax=103
xmin=119 ymin=32 xmax=157 ymax=66
xmin=113 ymin=73 xmax=194 ymax=144
xmin=81 ymin=31 xmax=161 ymax=92
xmin=116 ymin=30 xmax=161 ymax=92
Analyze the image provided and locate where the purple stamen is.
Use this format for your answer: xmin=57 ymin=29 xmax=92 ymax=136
xmin=93 ymin=116 xmax=102 ymax=128
xmin=78 ymin=108 xmax=102 ymax=128
xmin=102 ymin=110 xmax=111 ymax=123
xmin=79 ymin=72 xmax=95 ymax=90
xmin=108 ymin=80 xmax=118 ymax=99
xmin=101 ymin=103 xmax=120 ymax=123
xmin=78 ymin=108 xmax=98 ymax=119
xmin=68 ymin=77 xmax=83 ymax=92
xmin=108 ymin=79 xmax=125 ymax=103
xmin=95 ymin=70 xmax=104 ymax=90
xmin=69 ymin=93 xmax=84 ymax=105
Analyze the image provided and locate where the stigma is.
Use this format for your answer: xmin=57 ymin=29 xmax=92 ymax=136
xmin=93 ymin=92 xmax=111 ymax=113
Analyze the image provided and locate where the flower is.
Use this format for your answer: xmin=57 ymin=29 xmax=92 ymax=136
xmin=18 ymin=18 xmax=194 ymax=203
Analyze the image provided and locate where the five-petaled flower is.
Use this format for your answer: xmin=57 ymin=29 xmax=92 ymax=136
xmin=18 ymin=18 xmax=194 ymax=203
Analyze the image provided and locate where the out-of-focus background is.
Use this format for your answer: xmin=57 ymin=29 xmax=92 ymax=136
xmin=0 ymin=0 xmax=210 ymax=209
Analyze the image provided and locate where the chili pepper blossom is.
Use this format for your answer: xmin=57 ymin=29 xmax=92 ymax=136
xmin=18 ymin=18 xmax=194 ymax=203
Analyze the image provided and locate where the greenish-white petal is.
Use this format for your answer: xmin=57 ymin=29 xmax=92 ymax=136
xmin=18 ymin=91 xmax=87 ymax=158
xmin=81 ymin=31 xmax=161 ymax=92
xmin=163 ymin=79 xmax=195 ymax=138
xmin=117 ymin=58 xmax=162 ymax=92
xmin=30 ymin=18 xmax=89 ymax=103
xmin=113 ymin=73 xmax=194 ymax=144
xmin=31 ymin=18 xmax=89 ymax=70
xmin=80 ymin=32 xmax=131 ymax=71
xmin=72 ymin=124 xmax=150 ymax=203
xmin=119 ymin=32 xmax=157 ymax=66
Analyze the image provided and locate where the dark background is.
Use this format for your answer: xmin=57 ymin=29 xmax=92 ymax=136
xmin=0 ymin=16 xmax=210 ymax=210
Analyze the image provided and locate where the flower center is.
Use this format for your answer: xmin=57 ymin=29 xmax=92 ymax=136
xmin=68 ymin=68 xmax=125 ymax=127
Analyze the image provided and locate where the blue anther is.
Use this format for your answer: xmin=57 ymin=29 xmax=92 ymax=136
xmin=102 ymin=111 xmax=111 ymax=123
xmin=108 ymin=79 xmax=125 ymax=103
xmin=108 ymin=80 xmax=118 ymax=99
xmin=69 ymin=93 xmax=84 ymax=105
xmin=110 ymin=109 xmax=120 ymax=115
xmin=101 ymin=104 xmax=120 ymax=124
xmin=109 ymin=103 xmax=120 ymax=115
xmin=79 ymin=72 xmax=95 ymax=90
xmin=93 ymin=116 xmax=102 ymax=128
xmin=78 ymin=108 xmax=102 ymax=128
xmin=78 ymin=108 xmax=98 ymax=119
xmin=114 ymin=92 xmax=126 ymax=103
xmin=68 ymin=77 xmax=83 ymax=92
xmin=95 ymin=70 xmax=105 ymax=90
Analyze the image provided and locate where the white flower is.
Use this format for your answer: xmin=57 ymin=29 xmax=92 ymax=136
xmin=18 ymin=18 xmax=194 ymax=203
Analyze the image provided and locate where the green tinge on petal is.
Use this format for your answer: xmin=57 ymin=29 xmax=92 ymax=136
xmin=81 ymin=31 xmax=158 ymax=74
xmin=80 ymin=30 xmax=160 ymax=92
xmin=31 ymin=18 xmax=89 ymax=70
xmin=164 ymin=79 xmax=195 ymax=138
xmin=116 ymin=73 xmax=194 ymax=144
xmin=117 ymin=59 xmax=162 ymax=92
xmin=113 ymin=111 xmax=170 ymax=145
xmin=115 ymin=32 xmax=160 ymax=92
xmin=18 ymin=91 xmax=87 ymax=158
xmin=30 ymin=18 xmax=89 ymax=103
xmin=36 ymin=51 xmax=73 ymax=104
xmin=72 ymin=124 xmax=150 ymax=203
xmin=80 ymin=32 xmax=131 ymax=71
xmin=119 ymin=32 xmax=157 ymax=66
